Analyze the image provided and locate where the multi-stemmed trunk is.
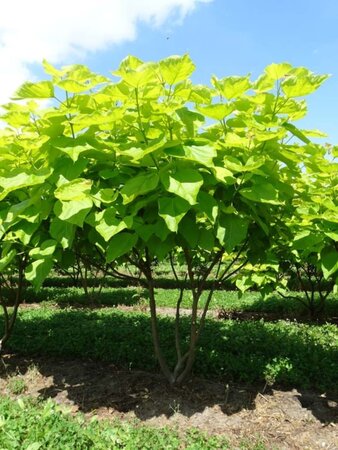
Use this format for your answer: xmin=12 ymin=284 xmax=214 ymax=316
xmin=0 ymin=258 xmax=26 ymax=354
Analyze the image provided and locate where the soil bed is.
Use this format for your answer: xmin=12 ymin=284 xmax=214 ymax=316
xmin=0 ymin=354 xmax=337 ymax=449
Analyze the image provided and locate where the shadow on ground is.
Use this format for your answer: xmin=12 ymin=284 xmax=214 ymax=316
xmin=1 ymin=354 xmax=337 ymax=426
xmin=1 ymin=305 xmax=337 ymax=428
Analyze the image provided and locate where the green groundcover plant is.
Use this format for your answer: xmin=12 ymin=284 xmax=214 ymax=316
xmin=0 ymin=396 xmax=242 ymax=450
xmin=0 ymin=54 xmax=337 ymax=383
xmin=4 ymin=307 xmax=337 ymax=391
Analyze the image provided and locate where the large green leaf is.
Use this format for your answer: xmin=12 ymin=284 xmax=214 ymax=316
xmin=94 ymin=209 xmax=133 ymax=241
xmin=119 ymin=137 xmax=166 ymax=163
xmin=146 ymin=235 xmax=175 ymax=261
xmin=217 ymin=215 xmax=249 ymax=253
xmin=189 ymin=85 xmax=212 ymax=104
xmin=321 ymin=247 xmax=338 ymax=279
xmin=13 ymin=81 xmax=54 ymax=99
xmin=212 ymin=75 xmax=251 ymax=99
xmin=222 ymin=132 xmax=250 ymax=149
xmin=159 ymin=54 xmax=195 ymax=85
xmin=49 ymin=218 xmax=75 ymax=249
xmin=197 ymin=191 xmax=219 ymax=223
xmin=55 ymin=179 xmax=92 ymax=201
xmin=134 ymin=220 xmax=170 ymax=242
xmin=56 ymin=76 xmax=107 ymax=93
xmin=115 ymin=62 xmax=158 ymax=88
xmin=240 ymin=181 xmax=281 ymax=205
xmin=212 ymin=166 xmax=236 ymax=185
xmin=158 ymin=197 xmax=190 ymax=232
xmin=282 ymin=69 xmax=329 ymax=97
xmin=54 ymin=198 xmax=93 ymax=227
xmin=164 ymin=143 xmax=216 ymax=167
xmin=198 ymin=228 xmax=215 ymax=251
xmin=161 ymin=169 xmax=203 ymax=205
xmin=196 ymin=103 xmax=234 ymax=121
xmin=29 ymin=240 xmax=57 ymax=259
xmin=11 ymin=221 xmax=40 ymax=245
xmin=292 ymin=230 xmax=323 ymax=250
xmin=25 ymin=258 xmax=54 ymax=290
xmin=106 ymin=233 xmax=138 ymax=263
xmin=53 ymin=141 xmax=95 ymax=162
xmin=113 ymin=56 xmax=157 ymax=88
xmin=121 ymin=172 xmax=159 ymax=204
xmin=179 ymin=214 xmax=200 ymax=247
xmin=0 ymin=249 xmax=16 ymax=271
xmin=184 ymin=144 xmax=217 ymax=167
xmin=0 ymin=170 xmax=51 ymax=201
xmin=282 ymin=123 xmax=310 ymax=144
xmin=176 ymin=108 xmax=205 ymax=137
xmin=264 ymin=63 xmax=292 ymax=81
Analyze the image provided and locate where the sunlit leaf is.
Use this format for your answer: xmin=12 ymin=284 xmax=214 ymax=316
xmin=158 ymin=197 xmax=190 ymax=232
xmin=13 ymin=81 xmax=54 ymax=99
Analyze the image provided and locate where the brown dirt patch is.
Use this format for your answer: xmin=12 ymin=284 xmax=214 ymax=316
xmin=0 ymin=354 xmax=337 ymax=449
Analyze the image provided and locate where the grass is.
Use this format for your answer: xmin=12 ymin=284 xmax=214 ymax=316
xmin=20 ymin=286 xmax=338 ymax=317
xmin=7 ymin=376 xmax=26 ymax=395
xmin=3 ymin=306 xmax=338 ymax=391
xmin=0 ymin=396 xmax=267 ymax=449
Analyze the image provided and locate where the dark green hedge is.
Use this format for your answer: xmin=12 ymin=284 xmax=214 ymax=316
xmin=42 ymin=275 xmax=236 ymax=290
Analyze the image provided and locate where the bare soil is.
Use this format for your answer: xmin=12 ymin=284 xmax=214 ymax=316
xmin=0 ymin=354 xmax=337 ymax=449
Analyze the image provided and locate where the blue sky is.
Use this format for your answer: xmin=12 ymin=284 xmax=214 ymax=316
xmin=1 ymin=0 xmax=337 ymax=143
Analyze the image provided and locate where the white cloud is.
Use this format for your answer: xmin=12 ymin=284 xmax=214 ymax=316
xmin=0 ymin=0 xmax=211 ymax=104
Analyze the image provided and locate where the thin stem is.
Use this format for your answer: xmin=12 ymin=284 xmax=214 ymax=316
xmin=277 ymin=290 xmax=309 ymax=310
xmin=196 ymin=250 xmax=223 ymax=297
xmin=196 ymin=284 xmax=216 ymax=342
xmin=295 ymin=264 xmax=311 ymax=305
xmin=142 ymin=250 xmax=174 ymax=383
xmin=174 ymin=283 xmax=185 ymax=362
xmin=218 ymin=239 xmax=248 ymax=282
xmin=169 ymin=252 xmax=179 ymax=282
xmin=135 ymin=88 xmax=148 ymax=145
xmin=65 ymin=91 xmax=76 ymax=139
xmin=221 ymin=259 xmax=248 ymax=283
xmin=0 ymin=256 xmax=26 ymax=352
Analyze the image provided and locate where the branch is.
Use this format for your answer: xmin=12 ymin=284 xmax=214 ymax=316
xmin=221 ymin=258 xmax=248 ymax=283
xmin=218 ymin=239 xmax=248 ymax=282
xmin=196 ymin=284 xmax=215 ymax=342
xmin=174 ymin=281 xmax=186 ymax=362
xmin=277 ymin=289 xmax=309 ymax=309
xmin=197 ymin=250 xmax=224 ymax=297
xmin=169 ymin=252 xmax=179 ymax=283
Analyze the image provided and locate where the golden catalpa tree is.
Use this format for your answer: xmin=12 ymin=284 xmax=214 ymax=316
xmin=0 ymin=55 xmax=335 ymax=382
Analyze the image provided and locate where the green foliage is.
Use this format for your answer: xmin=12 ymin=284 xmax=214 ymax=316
xmin=0 ymin=53 xmax=336 ymax=381
xmin=4 ymin=307 xmax=337 ymax=391
xmin=0 ymin=54 xmax=333 ymax=291
xmin=7 ymin=376 xmax=27 ymax=395
xmin=0 ymin=396 xmax=241 ymax=450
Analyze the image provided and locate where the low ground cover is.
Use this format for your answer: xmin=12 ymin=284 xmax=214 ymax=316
xmin=3 ymin=305 xmax=337 ymax=392
xmin=0 ymin=396 xmax=240 ymax=450
xmin=1 ymin=355 xmax=337 ymax=449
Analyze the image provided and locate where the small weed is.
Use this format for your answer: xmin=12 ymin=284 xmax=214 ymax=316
xmin=239 ymin=438 xmax=268 ymax=450
xmin=263 ymin=357 xmax=293 ymax=391
xmin=169 ymin=399 xmax=181 ymax=415
xmin=7 ymin=376 xmax=26 ymax=395
xmin=26 ymin=363 xmax=40 ymax=382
